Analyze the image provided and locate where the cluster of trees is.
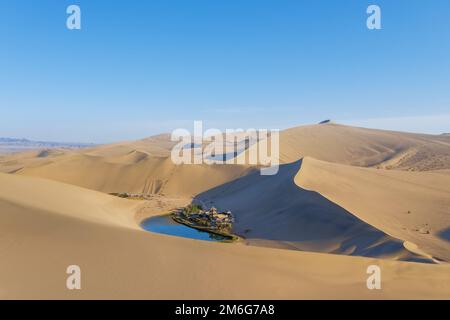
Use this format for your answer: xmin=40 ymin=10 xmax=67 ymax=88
xmin=109 ymin=192 xmax=130 ymax=198
xmin=183 ymin=204 xmax=203 ymax=215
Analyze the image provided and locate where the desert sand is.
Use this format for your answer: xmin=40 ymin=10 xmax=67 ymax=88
xmin=0 ymin=123 xmax=449 ymax=299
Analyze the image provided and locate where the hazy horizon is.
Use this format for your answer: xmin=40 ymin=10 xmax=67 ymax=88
xmin=1 ymin=116 xmax=450 ymax=145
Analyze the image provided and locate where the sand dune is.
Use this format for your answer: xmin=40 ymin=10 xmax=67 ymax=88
xmin=14 ymin=154 xmax=251 ymax=197
xmin=0 ymin=123 xmax=449 ymax=299
xmin=2 ymin=123 xmax=448 ymax=197
xmin=0 ymin=148 xmax=70 ymax=173
xmin=1 ymin=124 xmax=448 ymax=259
xmin=277 ymin=123 xmax=450 ymax=170
xmin=194 ymin=160 xmax=439 ymax=262
xmin=0 ymin=137 xmax=251 ymax=197
xmin=296 ymin=157 xmax=450 ymax=262
xmin=0 ymin=172 xmax=141 ymax=229
xmin=0 ymin=172 xmax=449 ymax=299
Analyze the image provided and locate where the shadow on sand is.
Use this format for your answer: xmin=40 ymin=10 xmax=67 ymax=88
xmin=194 ymin=160 xmax=433 ymax=262
xmin=439 ymin=228 xmax=450 ymax=243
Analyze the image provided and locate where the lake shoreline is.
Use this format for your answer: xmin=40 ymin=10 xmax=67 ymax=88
xmin=141 ymin=213 xmax=240 ymax=243
xmin=170 ymin=214 xmax=239 ymax=242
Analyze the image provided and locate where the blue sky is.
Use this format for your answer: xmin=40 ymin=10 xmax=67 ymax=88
xmin=1 ymin=0 xmax=449 ymax=142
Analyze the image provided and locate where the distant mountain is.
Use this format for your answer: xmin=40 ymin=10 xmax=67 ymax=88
xmin=0 ymin=137 xmax=95 ymax=154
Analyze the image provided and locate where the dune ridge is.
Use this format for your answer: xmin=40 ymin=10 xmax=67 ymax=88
xmin=194 ymin=160 xmax=443 ymax=262
xmin=278 ymin=123 xmax=450 ymax=170
xmin=0 ymin=172 xmax=449 ymax=299
xmin=295 ymin=157 xmax=450 ymax=262
xmin=1 ymin=123 xmax=448 ymax=261
xmin=0 ymin=123 xmax=449 ymax=299
xmin=2 ymin=124 xmax=450 ymax=196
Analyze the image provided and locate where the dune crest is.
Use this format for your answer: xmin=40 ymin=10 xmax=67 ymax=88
xmin=0 ymin=172 xmax=449 ymax=299
xmin=2 ymin=123 xmax=450 ymax=199
xmin=1 ymin=123 xmax=449 ymax=298
xmin=196 ymin=160 xmax=443 ymax=262
xmin=295 ymin=157 xmax=450 ymax=262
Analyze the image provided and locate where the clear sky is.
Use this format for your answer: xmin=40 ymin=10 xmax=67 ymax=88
xmin=1 ymin=0 xmax=449 ymax=142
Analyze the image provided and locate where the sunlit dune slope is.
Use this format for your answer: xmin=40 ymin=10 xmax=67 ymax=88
xmin=278 ymin=123 xmax=450 ymax=169
xmin=0 ymin=172 xmax=140 ymax=229
xmin=0 ymin=123 xmax=448 ymax=265
xmin=295 ymin=157 xmax=450 ymax=262
xmin=195 ymin=160 xmax=440 ymax=262
xmin=1 ymin=124 xmax=449 ymax=197
xmin=0 ymin=173 xmax=449 ymax=299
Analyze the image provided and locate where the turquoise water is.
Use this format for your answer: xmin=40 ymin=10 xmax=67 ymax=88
xmin=141 ymin=215 xmax=232 ymax=242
